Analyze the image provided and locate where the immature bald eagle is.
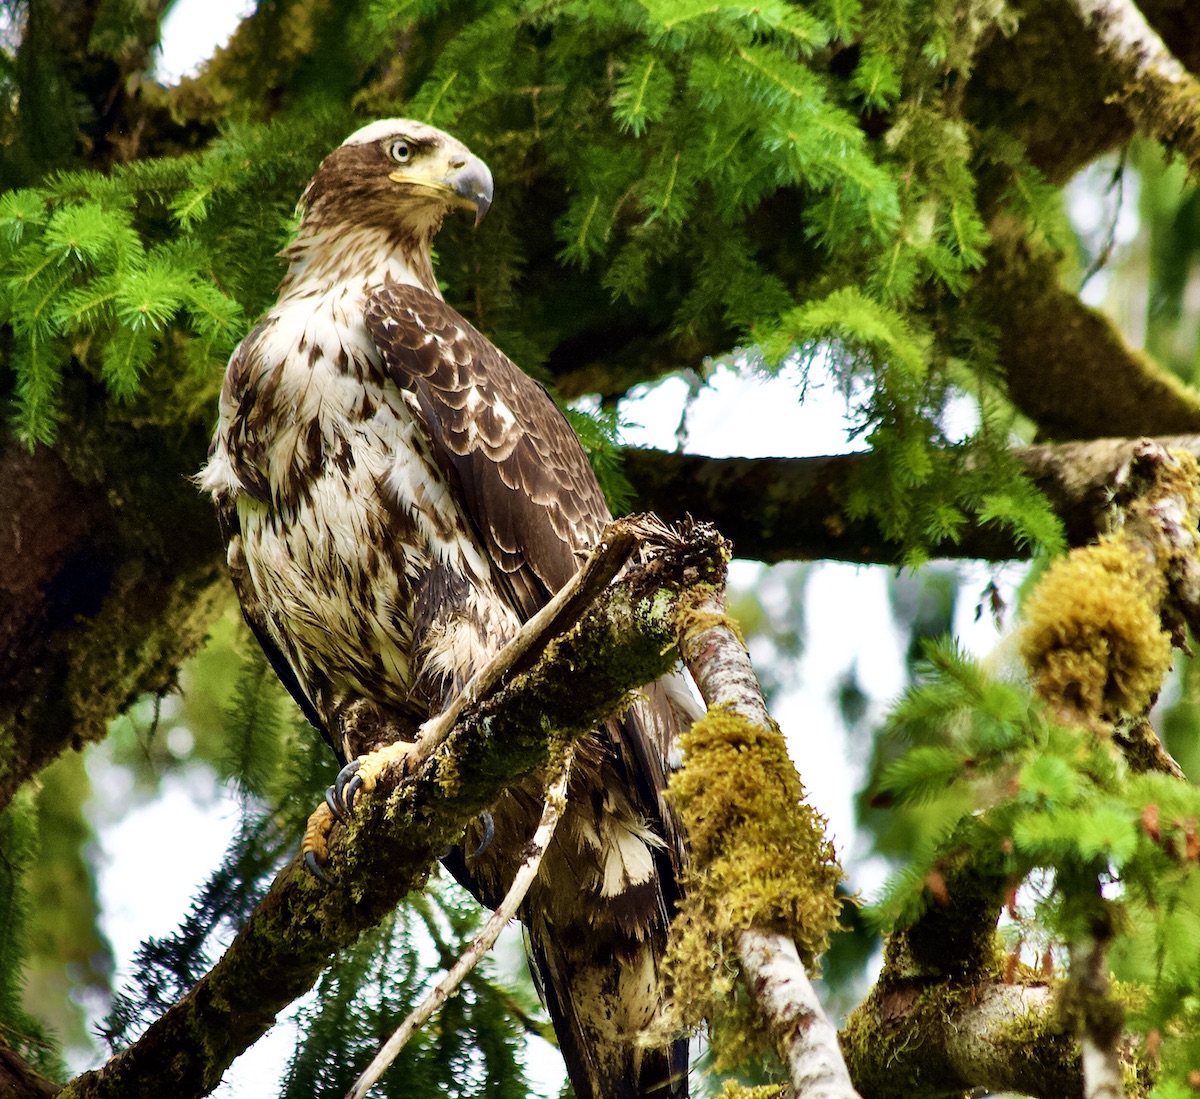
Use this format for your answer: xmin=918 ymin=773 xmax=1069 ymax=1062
xmin=200 ymin=120 xmax=690 ymax=1099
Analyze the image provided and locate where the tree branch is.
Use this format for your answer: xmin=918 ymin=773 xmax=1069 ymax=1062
xmin=58 ymin=522 xmax=728 ymax=1099
xmin=1069 ymin=0 xmax=1200 ymax=177
xmin=736 ymin=931 xmax=860 ymax=1099
xmin=672 ymin=567 xmax=857 ymax=1097
xmin=842 ymin=974 xmax=1079 ymax=1097
xmin=981 ymin=219 xmax=1200 ymax=444
xmin=624 ymin=434 xmax=1200 ymax=564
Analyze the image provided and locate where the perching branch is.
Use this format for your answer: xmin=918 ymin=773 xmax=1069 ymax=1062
xmin=58 ymin=520 xmax=726 ymax=1099
xmin=346 ymin=755 xmax=573 ymax=1099
xmin=672 ymin=575 xmax=859 ymax=1098
xmin=1069 ymin=0 xmax=1200 ymax=177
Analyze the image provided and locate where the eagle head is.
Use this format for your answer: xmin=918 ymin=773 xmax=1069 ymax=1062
xmin=300 ymin=119 xmax=494 ymax=238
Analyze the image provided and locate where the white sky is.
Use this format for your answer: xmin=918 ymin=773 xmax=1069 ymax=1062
xmin=70 ymin=1 xmax=1026 ymax=1093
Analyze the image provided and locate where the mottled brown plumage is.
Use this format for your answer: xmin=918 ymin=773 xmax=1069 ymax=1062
xmin=200 ymin=120 xmax=690 ymax=1099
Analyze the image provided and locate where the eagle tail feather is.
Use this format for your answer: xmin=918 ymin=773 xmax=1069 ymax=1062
xmin=527 ymin=922 xmax=688 ymax=1099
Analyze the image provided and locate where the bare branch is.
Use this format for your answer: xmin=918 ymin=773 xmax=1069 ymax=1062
xmin=736 ymin=931 xmax=860 ymax=1099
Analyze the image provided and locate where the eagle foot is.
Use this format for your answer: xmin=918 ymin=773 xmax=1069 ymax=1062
xmin=303 ymin=741 xmax=419 ymax=880
xmin=302 ymin=803 xmax=335 ymax=882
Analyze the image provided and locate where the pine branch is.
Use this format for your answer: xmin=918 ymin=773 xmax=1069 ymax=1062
xmin=1069 ymin=0 xmax=1200 ymax=178
xmin=56 ymin=521 xmax=728 ymax=1099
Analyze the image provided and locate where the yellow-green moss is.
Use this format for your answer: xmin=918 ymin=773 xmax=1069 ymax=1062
xmin=714 ymin=1083 xmax=784 ymax=1099
xmin=676 ymin=598 xmax=746 ymax=649
xmin=1019 ymin=535 xmax=1172 ymax=724
xmin=663 ymin=707 xmax=842 ymax=1067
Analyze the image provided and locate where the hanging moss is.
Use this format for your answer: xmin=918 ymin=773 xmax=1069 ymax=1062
xmin=663 ymin=707 xmax=842 ymax=1068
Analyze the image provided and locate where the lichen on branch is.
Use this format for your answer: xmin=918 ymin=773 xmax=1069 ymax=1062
xmin=663 ymin=708 xmax=842 ymax=1067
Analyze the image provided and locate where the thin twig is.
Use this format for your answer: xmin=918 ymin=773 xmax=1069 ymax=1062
xmin=344 ymin=753 xmax=574 ymax=1099
xmin=407 ymin=520 xmax=639 ymax=769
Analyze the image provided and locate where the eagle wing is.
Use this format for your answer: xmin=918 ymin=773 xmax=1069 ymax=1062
xmin=365 ymin=284 xmax=608 ymax=617
xmin=366 ymin=284 xmax=688 ymax=1099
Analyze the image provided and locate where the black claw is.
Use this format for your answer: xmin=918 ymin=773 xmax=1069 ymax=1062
xmin=305 ymin=850 xmax=329 ymax=883
xmin=325 ymin=785 xmax=345 ymax=824
xmin=468 ymin=811 xmax=495 ymax=860
xmin=344 ymin=773 xmax=364 ymax=815
xmin=332 ymin=759 xmax=362 ymax=817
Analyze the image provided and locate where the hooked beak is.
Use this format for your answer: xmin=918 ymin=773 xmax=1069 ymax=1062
xmin=389 ymin=152 xmax=494 ymax=227
xmin=448 ymin=154 xmax=493 ymax=227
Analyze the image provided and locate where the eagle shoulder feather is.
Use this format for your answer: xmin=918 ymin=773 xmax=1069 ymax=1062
xmin=366 ymin=284 xmax=606 ymax=615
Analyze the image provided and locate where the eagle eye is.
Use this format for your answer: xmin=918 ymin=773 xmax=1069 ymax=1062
xmin=388 ymin=139 xmax=414 ymax=164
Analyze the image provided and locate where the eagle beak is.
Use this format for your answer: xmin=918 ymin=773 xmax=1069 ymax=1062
xmin=446 ymin=154 xmax=493 ymax=226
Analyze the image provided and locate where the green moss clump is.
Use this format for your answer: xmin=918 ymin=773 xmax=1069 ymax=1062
xmin=1019 ymin=535 xmax=1172 ymax=724
xmin=663 ymin=707 xmax=842 ymax=1067
xmin=715 ymin=1083 xmax=784 ymax=1099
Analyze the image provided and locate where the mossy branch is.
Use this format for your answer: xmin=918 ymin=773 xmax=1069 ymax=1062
xmin=842 ymin=975 xmax=1079 ymax=1097
xmin=57 ymin=520 xmax=727 ymax=1099
xmin=982 ymin=220 xmax=1200 ymax=444
xmin=1022 ymin=439 xmax=1200 ymax=736
xmin=1069 ymin=0 xmax=1200 ymax=179
xmin=665 ymin=570 xmax=854 ymax=1094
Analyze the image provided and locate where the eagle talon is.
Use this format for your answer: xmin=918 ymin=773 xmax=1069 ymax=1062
xmin=344 ymin=773 xmax=364 ymax=815
xmin=304 ymin=850 xmax=329 ymax=882
xmin=325 ymin=785 xmax=346 ymax=824
xmin=302 ymin=801 xmax=336 ymax=882
xmin=331 ymin=758 xmax=363 ymax=818
xmin=467 ymin=811 xmax=495 ymax=860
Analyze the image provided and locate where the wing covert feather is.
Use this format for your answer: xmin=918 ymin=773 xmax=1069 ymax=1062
xmin=365 ymin=285 xmax=611 ymax=616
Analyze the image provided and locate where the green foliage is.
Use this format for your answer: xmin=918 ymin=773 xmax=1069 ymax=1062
xmin=0 ymin=0 xmax=1063 ymax=556
xmin=870 ymin=639 xmax=1200 ymax=1090
xmin=284 ymin=887 xmax=533 ymax=1099
xmin=0 ymin=115 xmax=352 ymax=446
xmin=0 ymin=789 xmax=66 ymax=1080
